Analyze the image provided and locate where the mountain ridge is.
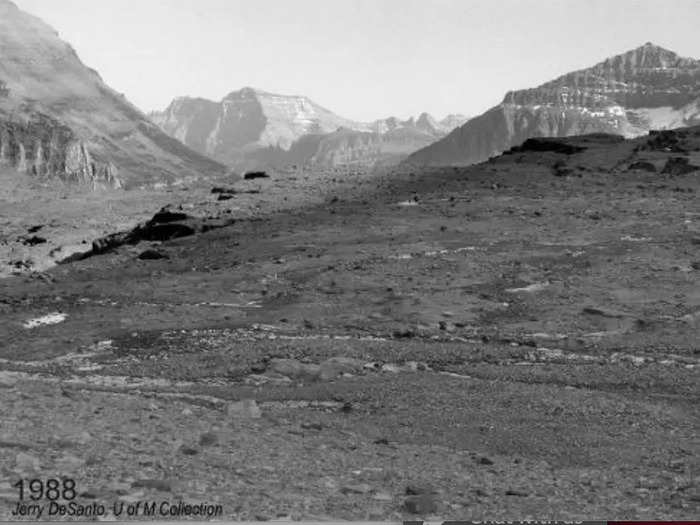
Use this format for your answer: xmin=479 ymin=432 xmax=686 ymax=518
xmin=405 ymin=42 xmax=700 ymax=167
xmin=0 ymin=0 xmax=227 ymax=188
xmin=150 ymin=89 xmax=468 ymax=169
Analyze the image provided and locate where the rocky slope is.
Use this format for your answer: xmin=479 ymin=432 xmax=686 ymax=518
xmin=406 ymin=43 xmax=700 ymax=166
xmin=2 ymin=126 xmax=699 ymax=519
xmin=280 ymin=115 xmax=470 ymax=168
xmin=150 ymin=88 xmax=360 ymax=170
xmin=150 ymin=89 xmax=468 ymax=169
xmin=0 ymin=0 xmax=226 ymax=188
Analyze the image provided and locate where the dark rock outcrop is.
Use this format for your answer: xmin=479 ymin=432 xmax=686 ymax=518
xmin=243 ymin=171 xmax=269 ymax=180
xmin=511 ymin=138 xmax=587 ymax=155
xmin=662 ymin=157 xmax=699 ymax=175
xmin=628 ymin=160 xmax=657 ymax=172
xmin=21 ymin=235 xmax=47 ymax=246
xmin=86 ymin=208 xmax=236 ymax=258
xmin=149 ymin=210 xmax=190 ymax=223
xmin=138 ymin=249 xmax=169 ymax=261
xmin=643 ymin=129 xmax=687 ymax=152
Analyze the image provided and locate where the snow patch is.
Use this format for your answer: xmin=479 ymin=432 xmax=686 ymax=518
xmin=621 ymin=235 xmax=651 ymax=242
xmin=506 ymin=282 xmax=550 ymax=293
xmin=23 ymin=313 xmax=67 ymax=329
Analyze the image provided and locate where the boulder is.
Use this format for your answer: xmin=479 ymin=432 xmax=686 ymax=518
xmin=269 ymin=358 xmax=321 ymax=381
xmin=227 ymin=399 xmax=262 ymax=419
xmin=403 ymin=494 xmax=437 ymax=514
xmin=582 ymin=306 xmax=629 ymax=318
xmin=55 ymin=453 xmax=86 ymax=473
xmin=133 ymin=222 xmax=196 ymax=242
xmin=91 ymin=231 xmax=131 ymax=255
xmin=14 ymin=452 xmax=41 ymax=473
xmin=405 ymin=483 xmax=437 ymax=496
xmin=138 ymin=249 xmax=168 ymax=260
xmin=211 ymin=187 xmax=237 ymax=194
xmin=319 ymin=357 xmax=366 ymax=381
xmin=244 ymin=171 xmax=269 ymax=180
xmin=21 ymin=235 xmax=47 ymax=246
xmin=662 ymin=157 xmax=699 ymax=176
xmin=149 ymin=209 xmax=190 ymax=224
xmin=628 ymin=160 xmax=657 ymax=172
xmin=646 ymin=129 xmax=686 ymax=152
xmin=340 ymin=483 xmax=373 ymax=495
xmin=51 ymin=244 xmax=91 ymax=264
xmin=0 ymin=376 xmax=18 ymax=388
xmin=131 ymin=479 xmax=173 ymax=492
xmin=515 ymin=138 xmax=586 ymax=155
xmin=198 ymin=432 xmax=218 ymax=447
xmin=680 ymin=311 xmax=700 ymax=326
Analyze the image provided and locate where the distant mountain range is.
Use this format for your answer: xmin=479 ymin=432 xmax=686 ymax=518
xmin=405 ymin=43 xmax=700 ymax=166
xmin=4 ymin=0 xmax=698 ymax=186
xmin=0 ymin=0 xmax=226 ymax=189
xmin=149 ymin=88 xmax=469 ymax=170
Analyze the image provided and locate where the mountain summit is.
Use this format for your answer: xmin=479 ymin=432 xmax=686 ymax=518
xmin=150 ymin=87 xmax=360 ymax=168
xmin=151 ymin=89 xmax=468 ymax=170
xmin=0 ymin=0 xmax=225 ymax=188
xmin=406 ymin=43 xmax=700 ymax=166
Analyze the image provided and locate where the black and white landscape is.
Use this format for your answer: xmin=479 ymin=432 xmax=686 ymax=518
xmin=0 ymin=0 xmax=698 ymax=520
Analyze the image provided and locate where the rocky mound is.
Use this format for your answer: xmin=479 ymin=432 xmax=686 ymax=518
xmin=84 ymin=208 xmax=236 ymax=258
xmin=406 ymin=43 xmax=700 ymax=167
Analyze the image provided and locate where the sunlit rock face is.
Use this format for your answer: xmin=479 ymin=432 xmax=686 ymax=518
xmin=151 ymin=88 xmax=469 ymax=170
xmin=406 ymin=43 xmax=700 ymax=167
xmin=151 ymin=87 xmax=360 ymax=168
xmin=0 ymin=113 xmax=121 ymax=189
xmin=0 ymin=0 xmax=225 ymax=188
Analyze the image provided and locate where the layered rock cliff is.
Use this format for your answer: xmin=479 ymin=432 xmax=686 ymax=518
xmin=0 ymin=109 xmax=120 ymax=188
xmin=150 ymin=87 xmax=360 ymax=169
xmin=0 ymin=0 xmax=226 ymax=188
xmin=406 ymin=43 xmax=700 ymax=167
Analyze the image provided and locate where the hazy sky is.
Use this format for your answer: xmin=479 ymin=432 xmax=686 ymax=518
xmin=15 ymin=0 xmax=700 ymax=121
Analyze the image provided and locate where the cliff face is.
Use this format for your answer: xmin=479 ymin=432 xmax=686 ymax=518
xmin=505 ymin=43 xmax=700 ymax=110
xmin=277 ymin=115 xmax=470 ymax=168
xmin=150 ymin=87 xmax=360 ymax=169
xmin=0 ymin=110 xmax=120 ymax=188
xmin=0 ymin=0 xmax=226 ymax=188
xmin=151 ymin=90 xmax=469 ymax=169
xmin=406 ymin=43 xmax=700 ymax=167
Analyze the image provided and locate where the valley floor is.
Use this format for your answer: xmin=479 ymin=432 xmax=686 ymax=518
xmin=0 ymin=151 xmax=699 ymax=519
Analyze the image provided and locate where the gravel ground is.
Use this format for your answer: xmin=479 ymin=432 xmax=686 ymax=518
xmin=1 ymin=132 xmax=699 ymax=519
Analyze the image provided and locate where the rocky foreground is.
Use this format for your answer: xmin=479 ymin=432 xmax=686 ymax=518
xmin=1 ymin=128 xmax=699 ymax=519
